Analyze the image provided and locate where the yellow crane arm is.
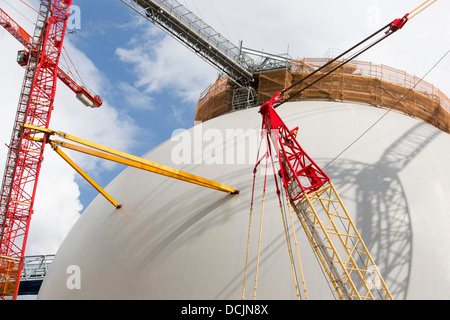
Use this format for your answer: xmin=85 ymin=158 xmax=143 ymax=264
xmin=24 ymin=124 xmax=239 ymax=208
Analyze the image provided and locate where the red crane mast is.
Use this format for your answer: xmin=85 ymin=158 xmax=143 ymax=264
xmin=255 ymin=96 xmax=393 ymax=299
xmin=0 ymin=0 xmax=73 ymax=299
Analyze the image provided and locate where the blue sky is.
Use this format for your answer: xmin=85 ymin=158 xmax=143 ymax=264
xmin=0 ymin=0 xmax=449 ymax=255
xmin=63 ymin=0 xmax=215 ymax=205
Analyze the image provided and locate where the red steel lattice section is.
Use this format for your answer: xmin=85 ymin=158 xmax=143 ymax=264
xmin=259 ymin=95 xmax=330 ymax=200
xmin=0 ymin=0 xmax=72 ymax=299
xmin=0 ymin=7 xmax=102 ymax=108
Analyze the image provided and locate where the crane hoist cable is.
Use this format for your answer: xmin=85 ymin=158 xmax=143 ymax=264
xmin=252 ymin=151 xmax=269 ymax=300
xmin=243 ymin=135 xmax=307 ymax=300
xmin=409 ymin=0 xmax=438 ymax=20
xmin=268 ymin=0 xmax=439 ymax=110
xmin=17 ymin=0 xmax=40 ymax=15
xmin=281 ymin=21 xmax=391 ymax=103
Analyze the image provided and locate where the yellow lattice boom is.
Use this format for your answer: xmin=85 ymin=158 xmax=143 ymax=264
xmin=291 ymin=181 xmax=393 ymax=300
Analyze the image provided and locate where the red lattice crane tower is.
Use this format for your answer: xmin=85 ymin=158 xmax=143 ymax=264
xmin=257 ymin=94 xmax=393 ymax=299
xmin=0 ymin=0 xmax=73 ymax=299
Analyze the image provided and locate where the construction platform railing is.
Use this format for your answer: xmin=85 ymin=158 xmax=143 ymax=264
xmin=195 ymin=58 xmax=450 ymax=134
xmin=21 ymin=255 xmax=54 ymax=282
xmin=291 ymin=58 xmax=450 ymax=111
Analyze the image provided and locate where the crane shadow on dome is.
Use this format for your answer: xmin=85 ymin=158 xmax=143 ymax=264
xmin=324 ymin=121 xmax=441 ymax=299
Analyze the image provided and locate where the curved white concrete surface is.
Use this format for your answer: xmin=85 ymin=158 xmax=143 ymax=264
xmin=38 ymin=101 xmax=450 ymax=299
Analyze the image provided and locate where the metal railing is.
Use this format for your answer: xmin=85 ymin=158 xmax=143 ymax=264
xmin=292 ymin=58 xmax=450 ymax=111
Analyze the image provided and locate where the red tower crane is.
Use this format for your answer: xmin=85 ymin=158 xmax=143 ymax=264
xmin=0 ymin=0 xmax=75 ymax=300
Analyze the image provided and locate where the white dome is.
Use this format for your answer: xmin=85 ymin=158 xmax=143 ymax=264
xmin=37 ymin=101 xmax=450 ymax=299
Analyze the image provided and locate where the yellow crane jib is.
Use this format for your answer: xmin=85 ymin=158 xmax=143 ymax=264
xmin=23 ymin=124 xmax=239 ymax=208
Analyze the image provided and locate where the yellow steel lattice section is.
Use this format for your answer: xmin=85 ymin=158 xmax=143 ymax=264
xmin=0 ymin=255 xmax=20 ymax=299
xmin=291 ymin=181 xmax=393 ymax=300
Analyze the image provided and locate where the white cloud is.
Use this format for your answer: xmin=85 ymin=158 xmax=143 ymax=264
xmin=25 ymin=151 xmax=82 ymax=255
xmin=168 ymin=104 xmax=185 ymax=125
xmin=47 ymin=39 xmax=142 ymax=172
